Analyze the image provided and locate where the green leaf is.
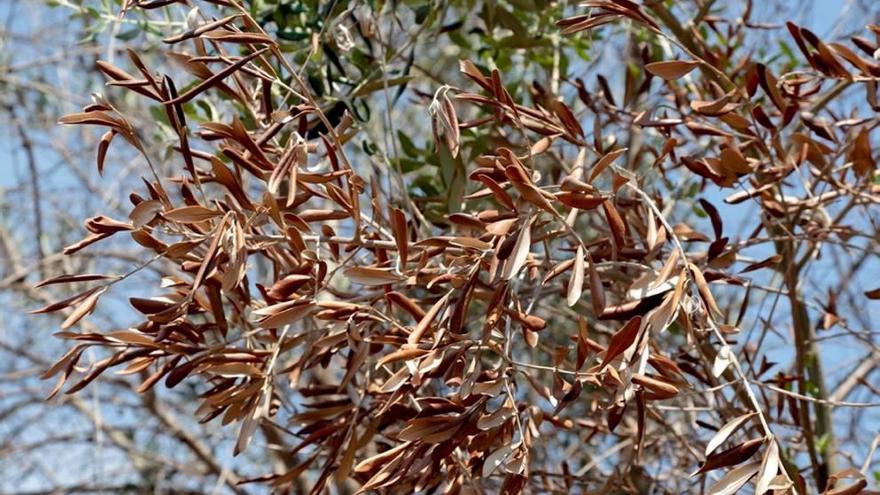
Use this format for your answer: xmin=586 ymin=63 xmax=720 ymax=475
xmin=816 ymin=434 xmax=830 ymax=454
xmin=437 ymin=145 xmax=464 ymax=213
xmin=397 ymin=131 xmax=420 ymax=158
xmin=497 ymin=35 xmax=550 ymax=49
xmin=149 ymin=105 xmax=169 ymax=127
xmin=352 ymin=76 xmax=415 ymax=97
xmin=395 ymin=157 xmax=424 ymax=174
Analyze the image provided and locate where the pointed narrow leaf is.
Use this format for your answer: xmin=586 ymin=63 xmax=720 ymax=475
xmin=754 ymin=441 xmax=780 ymax=495
xmin=707 ymin=462 xmax=761 ymax=495
xmin=483 ymin=444 xmax=516 ymax=478
xmin=35 ymin=274 xmax=112 ymax=288
xmin=164 ymin=205 xmax=222 ymax=223
xmin=60 ymin=288 xmax=106 ymax=329
xmin=588 ymin=253 xmax=606 ymax=316
xmin=706 ymin=413 xmax=756 ymax=456
xmin=407 ymin=291 xmax=451 ymax=345
xmin=567 ymin=246 xmax=585 ymax=307
xmin=344 ymin=267 xmax=406 ymax=286
xmin=589 ymin=148 xmax=627 ymax=182
xmin=599 ymin=316 xmax=642 ymax=370
xmin=502 ymin=217 xmax=533 ymax=280
xmin=694 ymin=438 xmax=763 ymax=476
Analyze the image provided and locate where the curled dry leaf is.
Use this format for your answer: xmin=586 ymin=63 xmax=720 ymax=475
xmin=130 ymin=200 xmax=164 ymax=228
xmin=603 ymin=199 xmax=627 ymax=249
xmin=645 ymin=60 xmax=700 ymax=80
xmin=690 ymin=96 xmax=740 ymax=116
xmin=556 ymin=192 xmax=605 ymax=210
xmin=486 ymin=217 xmax=517 ymax=236
xmin=713 ymin=345 xmax=731 ymax=378
xmin=823 ymin=468 xmax=867 ymax=495
xmin=96 ymin=130 xmax=115 ymax=175
xmin=632 ymin=373 xmax=678 ymax=399
xmin=689 ymin=262 xmax=722 ymax=317
xmin=441 ymin=92 xmax=461 ymax=158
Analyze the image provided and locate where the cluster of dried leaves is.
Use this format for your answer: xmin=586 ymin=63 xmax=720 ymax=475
xmin=32 ymin=0 xmax=880 ymax=493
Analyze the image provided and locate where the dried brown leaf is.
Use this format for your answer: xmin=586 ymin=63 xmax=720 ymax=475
xmin=599 ymin=316 xmax=641 ymax=370
xmin=645 ymin=60 xmax=700 ymax=80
